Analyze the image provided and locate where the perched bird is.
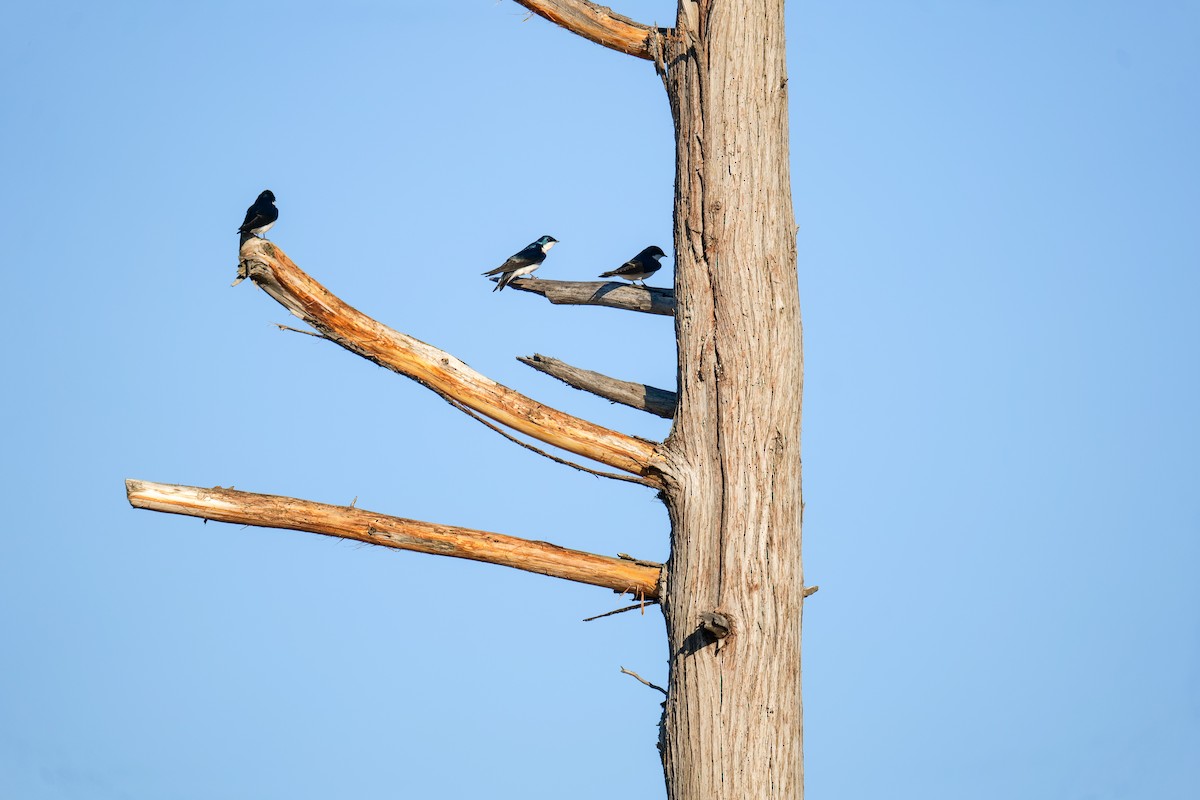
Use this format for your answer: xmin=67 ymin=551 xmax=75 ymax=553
xmin=599 ymin=245 xmax=667 ymax=286
xmin=483 ymin=235 xmax=558 ymax=292
xmin=237 ymin=190 xmax=278 ymax=241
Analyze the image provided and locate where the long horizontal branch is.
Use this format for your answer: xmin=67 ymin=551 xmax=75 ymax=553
xmin=513 ymin=0 xmax=661 ymax=60
xmin=127 ymin=480 xmax=662 ymax=599
xmin=518 ymin=354 xmax=677 ymax=419
xmin=507 ymin=278 xmax=676 ymax=316
xmin=236 ymin=238 xmax=663 ymax=485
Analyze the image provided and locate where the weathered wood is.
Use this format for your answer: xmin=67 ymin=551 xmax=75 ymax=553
xmin=236 ymin=238 xmax=665 ymax=486
xmin=129 ymin=4 xmax=806 ymax=798
xmin=657 ymin=2 xmax=806 ymax=798
xmin=518 ymin=353 xmax=677 ymax=418
xmin=506 ymin=277 xmax=676 ymax=316
xmin=513 ymin=0 xmax=662 ymax=59
xmin=126 ymin=480 xmax=662 ymax=599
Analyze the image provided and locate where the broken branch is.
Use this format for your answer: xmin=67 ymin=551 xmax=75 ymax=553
xmin=126 ymin=480 xmax=662 ymax=599
xmin=236 ymin=238 xmax=663 ymax=486
xmin=507 ymin=278 xmax=676 ymax=316
xmin=513 ymin=0 xmax=662 ymax=60
xmin=518 ymin=354 xmax=677 ymax=419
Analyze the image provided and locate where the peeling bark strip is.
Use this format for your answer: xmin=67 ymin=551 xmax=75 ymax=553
xmin=518 ymin=354 xmax=677 ymax=418
xmin=507 ymin=278 xmax=676 ymax=316
xmin=236 ymin=238 xmax=664 ymax=486
xmin=126 ymin=480 xmax=661 ymax=598
xmin=513 ymin=0 xmax=662 ymax=59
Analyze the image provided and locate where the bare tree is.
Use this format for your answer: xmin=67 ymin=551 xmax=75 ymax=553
xmin=126 ymin=2 xmax=805 ymax=798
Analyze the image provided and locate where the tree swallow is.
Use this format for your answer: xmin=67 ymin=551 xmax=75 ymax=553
xmin=483 ymin=235 xmax=558 ymax=292
xmin=238 ymin=190 xmax=278 ymax=240
xmin=599 ymin=245 xmax=667 ymax=286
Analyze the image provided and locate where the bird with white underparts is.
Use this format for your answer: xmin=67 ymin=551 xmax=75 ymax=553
xmin=483 ymin=235 xmax=558 ymax=292
xmin=237 ymin=190 xmax=278 ymax=242
xmin=599 ymin=245 xmax=667 ymax=287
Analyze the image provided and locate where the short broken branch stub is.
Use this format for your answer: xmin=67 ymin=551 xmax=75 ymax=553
xmin=699 ymin=611 xmax=732 ymax=639
xmin=512 ymin=0 xmax=666 ymax=60
xmin=519 ymin=354 xmax=677 ymax=419
xmin=507 ymin=277 xmax=676 ymax=316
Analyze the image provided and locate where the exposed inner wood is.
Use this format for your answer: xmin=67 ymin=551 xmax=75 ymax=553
xmin=126 ymin=480 xmax=662 ymax=599
xmin=236 ymin=238 xmax=665 ymax=486
xmin=513 ymin=0 xmax=662 ymax=59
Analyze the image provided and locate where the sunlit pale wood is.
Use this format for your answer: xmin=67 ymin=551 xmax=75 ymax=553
xmin=126 ymin=480 xmax=662 ymax=599
xmin=236 ymin=238 xmax=663 ymax=486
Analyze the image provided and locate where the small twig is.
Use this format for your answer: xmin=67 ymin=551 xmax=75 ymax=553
xmin=583 ymin=602 xmax=657 ymax=622
xmin=620 ymin=667 xmax=667 ymax=696
xmin=275 ymin=323 xmax=323 ymax=338
xmin=803 ymin=585 xmax=819 ymax=598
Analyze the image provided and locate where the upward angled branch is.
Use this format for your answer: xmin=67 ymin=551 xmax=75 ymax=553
xmin=236 ymin=238 xmax=663 ymax=486
xmin=513 ymin=0 xmax=662 ymax=59
xmin=518 ymin=354 xmax=677 ymax=419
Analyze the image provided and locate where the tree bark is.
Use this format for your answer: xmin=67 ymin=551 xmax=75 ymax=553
xmin=507 ymin=277 xmax=676 ymax=316
xmin=518 ymin=354 xmax=678 ymax=418
xmin=657 ymin=2 xmax=805 ymax=798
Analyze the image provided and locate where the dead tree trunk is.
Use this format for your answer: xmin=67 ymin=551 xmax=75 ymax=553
xmin=656 ymin=2 xmax=805 ymax=796
xmin=128 ymin=2 xmax=804 ymax=798
xmin=517 ymin=2 xmax=805 ymax=795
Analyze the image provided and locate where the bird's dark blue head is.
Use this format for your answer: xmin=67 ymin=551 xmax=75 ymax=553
xmin=259 ymin=190 xmax=276 ymax=203
xmin=536 ymin=235 xmax=558 ymax=250
xmin=643 ymin=245 xmax=667 ymax=260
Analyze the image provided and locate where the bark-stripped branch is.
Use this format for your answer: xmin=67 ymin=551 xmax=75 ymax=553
xmin=235 ymin=238 xmax=663 ymax=486
xmin=432 ymin=383 xmax=659 ymax=487
xmin=508 ymin=278 xmax=676 ymax=316
xmin=513 ymin=0 xmax=662 ymax=60
xmin=126 ymin=480 xmax=662 ymax=599
xmin=518 ymin=354 xmax=677 ymax=419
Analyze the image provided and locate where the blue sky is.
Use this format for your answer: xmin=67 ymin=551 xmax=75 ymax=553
xmin=2 ymin=1 xmax=1197 ymax=798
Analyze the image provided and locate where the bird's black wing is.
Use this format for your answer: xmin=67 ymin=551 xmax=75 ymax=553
xmin=482 ymin=245 xmax=542 ymax=276
xmin=600 ymin=256 xmax=646 ymax=278
xmin=237 ymin=200 xmax=278 ymax=233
